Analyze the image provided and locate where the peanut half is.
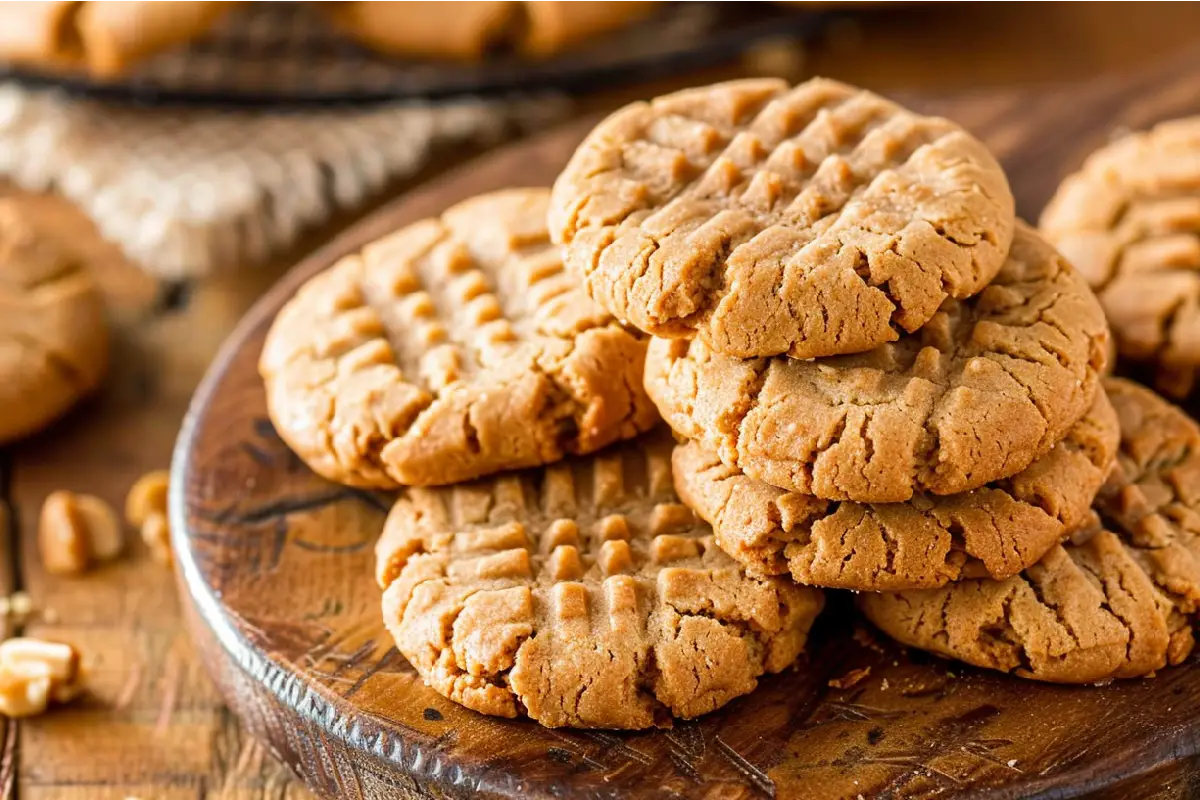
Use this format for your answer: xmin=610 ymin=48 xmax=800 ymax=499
xmin=38 ymin=491 xmax=122 ymax=575
xmin=0 ymin=638 xmax=83 ymax=717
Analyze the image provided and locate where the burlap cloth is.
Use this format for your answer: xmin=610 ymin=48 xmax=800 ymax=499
xmin=0 ymin=84 xmax=565 ymax=279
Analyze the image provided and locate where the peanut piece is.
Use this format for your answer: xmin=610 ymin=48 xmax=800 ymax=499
xmin=142 ymin=512 xmax=172 ymax=567
xmin=77 ymin=494 xmax=122 ymax=561
xmin=38 ymin=491 xmax=123 ymax=574
xmin=0 ymin=638 xmax=82 ymax=717
xmin=125 ymin=470 xmax=169 ymax=528
xmin=0 ymin=669 xmax=49 ymax=717
xmin=38 ymin=492 xmax=90 ymax=574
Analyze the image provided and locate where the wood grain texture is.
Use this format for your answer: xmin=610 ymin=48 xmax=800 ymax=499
xmin=173 ymin=45 xmax=1200 ymax=800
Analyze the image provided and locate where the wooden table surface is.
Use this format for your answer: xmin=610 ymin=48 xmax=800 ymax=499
xmin=6 ymin=4 xmax=1200 ymax=798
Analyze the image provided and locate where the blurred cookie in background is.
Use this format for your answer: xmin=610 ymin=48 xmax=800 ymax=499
xmin=0 ymin=1 xmax=235 ymax=77
xmin=74 ymin=0 xmax=235 ymax=77
xmin=0 ymin=1 xmax=660 ymax=77
xmin=329 ymin=1 xmax=661 ymax=62
xmin=0 ymin=2 xmax=84 ymax=72
xmin=0 ymin=199 xmax=108 ymax=443
xmin=326 ymin=1 xmax=515 ymax=62
xmin=1041 ymin=117 xmax=1200 ymax=398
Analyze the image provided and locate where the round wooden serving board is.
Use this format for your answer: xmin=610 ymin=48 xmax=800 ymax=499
xmin=172 ymin=52 xmax=1200 ymax=800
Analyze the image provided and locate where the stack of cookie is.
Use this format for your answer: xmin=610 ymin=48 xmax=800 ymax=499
xmin=262 ymin=76 xmax=1200 ymax=729
xmin=261 ymin=188 xmax=825 ymax=729
xmin=550 ymin=78 xmax=1200 ymax=686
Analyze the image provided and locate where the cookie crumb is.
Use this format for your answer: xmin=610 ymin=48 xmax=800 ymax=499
xmin=828 ymin=667 xmax=871 ymax=689
xmin=880 ymin=678 xmax=889 ymax=691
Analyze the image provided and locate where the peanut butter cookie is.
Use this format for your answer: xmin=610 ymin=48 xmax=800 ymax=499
xmin=645 ymin=222 xmax=1109 ymax=503
xmin=550 ymin=77 xmax=1014 ymax=359
xmin=674 ymin=387 xmax=1118 ymax=591
xmin=0 ymin=2 xmax=82 ymax=71
xmin=860 ymin=378 xmax=1200 ymax=684
xmin=1041 ymin=117 xmax=1200 ymax=398
xmin=376 ymin=431 xmax=824 ymax=729
xmin=261 ymin=188 xmax=658 ymax=489
xmin=329 ymin=1 xmax=658 ymax=62
xmin=0 ymin=2 xmax=235 ymax=77
xmin=75 ymin=1 xmax=234 ymax=77
xmin=0 ymin=201 xmax=108 ymax=444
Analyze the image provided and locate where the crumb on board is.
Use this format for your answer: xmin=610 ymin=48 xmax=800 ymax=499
xmin=829 ymin=666 xmax=871 ymax=690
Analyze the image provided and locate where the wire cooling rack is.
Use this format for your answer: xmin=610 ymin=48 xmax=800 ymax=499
xmin=0 ymin=2 xmax=832 ymax=108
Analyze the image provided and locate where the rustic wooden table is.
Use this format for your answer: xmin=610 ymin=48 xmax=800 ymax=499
xmin=6 ymin=4 xmax=1200 ymax=798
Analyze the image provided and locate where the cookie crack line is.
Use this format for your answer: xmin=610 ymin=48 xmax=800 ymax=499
xmin=551 ymin=76 xmax=1016 ymax=360
xmin=260 ymin=188 xmax=658 ymax=489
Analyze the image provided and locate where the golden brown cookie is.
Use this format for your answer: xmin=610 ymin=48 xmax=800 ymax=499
xmin=260 ymin=188 xmax=658 ymax=489
xmin=549 ymin=76 xmax=1015 ymax=359
xmin=329 ymin=1 xmax=516 ymax=62
xmin=0 ymin=201 xmax=108 ymax=444
xmin=1041 ymin=117 xmax=1200 ymax=399
xmin=674 ymin=387 xmax=1118 ymax=591
xmin=645 ymin=222 xmax=1109 ymax=503
xmin=0 ymin=1 xmax=236 ymax=77
xmin=376 ymin=431 xmax=824 ymax=729
xmin=519 ymin=1 xmax=659 ymax=57
xmin=329 ymin=1 xmax=658 ymax=62
xmin=0 ymin=2 xmax=80 ymax=71
xmin=75 ymin=1 xmax=236 ymax=77
xmin=860 ymin=378 xmax=1200 ymax=684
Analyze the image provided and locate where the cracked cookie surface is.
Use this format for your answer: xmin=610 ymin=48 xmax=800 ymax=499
xmin=645 ymin=221 xmax=1109 ymax=502
xmin=375 ymin=430 xmax=824 ymax=729
xmin=673 ymin=387 xmax=1118 ymax=591
xmin=549 ymin=76 xmax=1014 ymax=359
xmin=0 ymin=201 xmax=108 ymax=444
xmin=1041 ymin=117 xmax=1200 ymax=398
xmin=260 ymin=188 xmax=660 ymax=488
xmin=861 ymin=378 xmax=1200 ymax=684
